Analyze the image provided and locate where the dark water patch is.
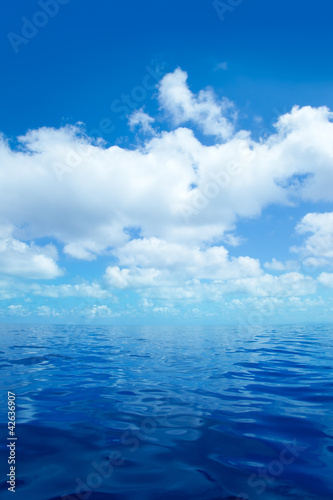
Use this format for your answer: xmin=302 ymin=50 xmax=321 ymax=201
xmin=9 ymin=355 xmax=50 ymax=365
xmin=0 ymin=478 xmax=26 ymax=491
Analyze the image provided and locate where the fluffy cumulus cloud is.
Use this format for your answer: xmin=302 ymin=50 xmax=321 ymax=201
xmin=0 ymin=225 xmax=62 ymax=279
xmin=104 ymin=238 xmax=262 ymax=289
xmin=104 ymin=266 xmax=162 ymax=289
xmin=158 ymin=67 xmax=235 ymax=139
xmin=292 ymin=212 xmax=333 ymax=268
xmin=1 ymin=71 xmax=333 ymax=262
xmin=1 ymin=68 xmax=333 ymax=313
xmin=129 ymin=108 xmax=155 ymax=134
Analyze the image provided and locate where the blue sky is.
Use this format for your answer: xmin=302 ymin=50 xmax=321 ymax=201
xmin=1 ymin=0 xmax=333 ymax=324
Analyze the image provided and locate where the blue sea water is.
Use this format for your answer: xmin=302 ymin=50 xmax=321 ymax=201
xmin=0 ymin=324 xmax=333 ymax=500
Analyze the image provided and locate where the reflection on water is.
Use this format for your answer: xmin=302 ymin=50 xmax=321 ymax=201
xmin=0 ymin=324 xmax=333 ymax=499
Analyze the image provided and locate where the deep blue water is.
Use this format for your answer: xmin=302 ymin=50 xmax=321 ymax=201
xmin=0 ymin=324 xmax=333 ymax=500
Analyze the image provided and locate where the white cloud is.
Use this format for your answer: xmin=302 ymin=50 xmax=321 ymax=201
xmin=152 ymin=306 xmax=175 ymax=314
xmin=1 ymin=69 xmax=333 ymax=303
xmin=0 ymin=225 xmax=62 ymax=279
xmin=7 ymin=304 xmax=30 ymax=316
xmin=129 ymin=108 xmax=155 ymax=134
xmin=104 ymin=266 xmax=163 ymax=289
xmin=31 ymin=282 xmax=111 ymax=298
xmin=0 ymin=278 xmax=22 ymax=299
xmin=293 ymin=212 xmax=333 ymax=264
xmin=37 ymin=305 xmax=60 ymax=317
xmin=102 ymin=238 xmax=315 ymax=301
xmin=264 ymin=258 xmax=299 ymax=272
xmin=318 ymin=272 xmax=333 ymax=288
xmin=225 ymin=295 xmax=326 ymax=322
xmin=1 ymin=92 xmax=333 ymax=266
xmin=215 ymin=272 xmax=316 ymax=297
xmin=273 ymin=107 xmax=333 ymax=203
xmin=221 ymin=233 xmax=244 ymax=247
xmin=229 ymin=296 xmax=283 ymax=309
xmin=83 ymin=305 xmax=119 ymax=318
xmin=264 ymin=258 xmax=286 ymax=271
xmin=158 ymin=67 xmax=235 ymax=139
xmin=141 ymin=298 xmax=153 ymax=308
xmin=110 ymin=237 xmax=261 ymax=286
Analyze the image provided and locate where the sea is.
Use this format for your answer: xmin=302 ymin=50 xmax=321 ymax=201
xmin=0 ymin=324 xmax=332 ymax=500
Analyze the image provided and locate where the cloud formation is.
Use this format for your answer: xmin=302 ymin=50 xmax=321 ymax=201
xmin=0 ymin=225 xmax=62 ymax=279
xmin=1 ymin=68 xmax=333 ymax=315
xmin=293 ymin=212 xmax=333 ymax=266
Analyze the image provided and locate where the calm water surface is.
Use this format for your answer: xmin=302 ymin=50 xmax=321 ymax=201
xmin=0 ymin=324 xmax=333 ymax=500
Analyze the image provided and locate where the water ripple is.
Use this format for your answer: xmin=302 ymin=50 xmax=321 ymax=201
xmin=0 ymin=324 xmax=332 ymax=499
